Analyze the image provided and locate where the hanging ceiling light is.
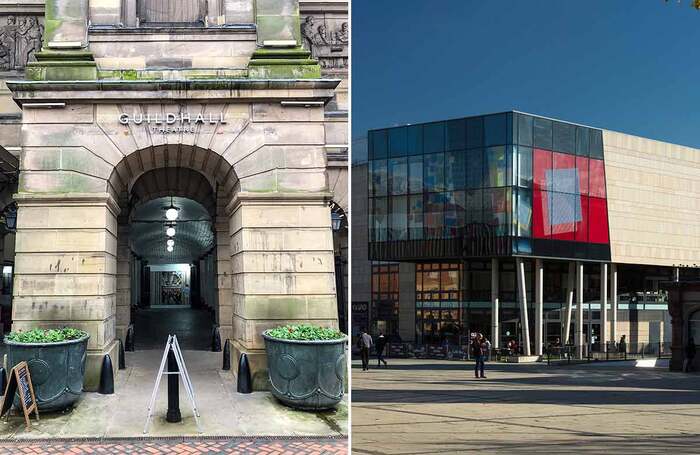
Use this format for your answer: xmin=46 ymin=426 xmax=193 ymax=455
xmin=166 ymin=226 xmax=176 ymax=237
xmin=167 ymin=245 xmax=174 ymax=252
xmin=167 ymin=239 xmax=175 ymax=247
xmin=164 ymin=196 xmax=179 ymax=221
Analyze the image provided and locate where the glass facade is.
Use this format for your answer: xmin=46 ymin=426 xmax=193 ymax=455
xmin=368 ymin=112 xmax=611 ymax=262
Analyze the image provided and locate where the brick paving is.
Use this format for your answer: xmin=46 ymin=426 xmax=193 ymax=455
xmin=0 ymin=436 xmax=347 ymax=454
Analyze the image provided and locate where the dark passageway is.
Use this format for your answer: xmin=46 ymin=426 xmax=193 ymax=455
xmin=133 ymin=307 xmax=212 ymax=350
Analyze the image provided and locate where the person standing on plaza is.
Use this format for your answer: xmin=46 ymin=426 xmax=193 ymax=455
xmin=684 ymin=337 xmax=696 ymax=372
xmin=619 ymin=335 xmax=627 ymax=357
xmin=376 ymin=332 xmax=388 ymax=368
xmin=358 ymin=327 xmax=373 ymax=371
xmin=471 ymin=333 xmax=486 ymax=379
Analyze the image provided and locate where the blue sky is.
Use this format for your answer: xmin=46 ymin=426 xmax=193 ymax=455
xmin=351 ymin=0 xmax=700 ymax=162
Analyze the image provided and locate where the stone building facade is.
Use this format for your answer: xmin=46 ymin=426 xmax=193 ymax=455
xmin=0 ymin=0 xmax=348 ymax=391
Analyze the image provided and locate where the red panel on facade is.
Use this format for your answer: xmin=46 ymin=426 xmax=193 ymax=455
xmin=576 ymin=155 xmax=589 ymax=195
xmin=533 ymin=148 xmax=552 ymax=191
xmin=589 ymin=159 xmax=606 ymax=198
xmin=588 ymin=197 xmax=609 ymax=243
xmin=575 ymin=196 xmax=589 ymax=242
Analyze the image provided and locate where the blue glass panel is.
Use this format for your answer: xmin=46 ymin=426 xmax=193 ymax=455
xmin=445 ymin=119 xmax=466 ymax=151
xmin=533 ymin=117 xmax=553 ymax=150
xmin=466 ymin=117 xmax=484 ymax=149
xmin=407 ymin=125 xmax=423 ymax=155
xmin=424 ymin=122 xmax=445 ymax=154
xmin=389 ymin=196 xmax=407 ymax=240
xmin=370 ymin=130 xmax=388 ymax=159
xmin=466 ymin=148 xmax=484 ymax=189
xmin=484 ymin=113 xmax=507 ymax=146
xmin=408 ymin=194 xmax=423 ymax=239
xmin=371 ymin=159 xmax=388 ymax=196
xmin=576 ymin=126 xmax=590 ymax=157
xmin=589 ymin=129 xmax=604 ymax=159
xmin=424 ymin=192 xmax=444 ymax=239
xmin=517 ymin=113 xmax=533 ymax=146
xmin=388 ymin=127 xmax=408 ymax=157
xmin=485 ymin=146 xmax=507 ymax=187
xmin=553 ymin=121 xmax=576 ymax=155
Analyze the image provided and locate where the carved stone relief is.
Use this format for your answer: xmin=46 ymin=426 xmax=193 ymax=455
xmin=301 ymin=15 xmax=348 ymax=72
xmin=0 ymin=15 xmax=43 ymax=71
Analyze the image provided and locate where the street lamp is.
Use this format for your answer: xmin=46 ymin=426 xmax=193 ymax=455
xmin=331 ymin=212 xmax=343 ymax=231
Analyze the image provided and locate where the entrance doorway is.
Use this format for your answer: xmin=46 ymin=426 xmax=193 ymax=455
xmin=126 ymin=192 xmax=217 ymax=351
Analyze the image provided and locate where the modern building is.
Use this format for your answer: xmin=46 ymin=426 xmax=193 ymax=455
xmin=352 ymin=111 xmax=700 ymax=359
xmin=0 ymin=0 xmax=348 ymax=390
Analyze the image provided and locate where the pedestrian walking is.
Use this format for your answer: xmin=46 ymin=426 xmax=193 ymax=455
xmin=376 ymin=332 xmax=388 ymax=367
xmin=471 ymin=333 xmax=487 ymax=378
xmin=684 ymin=337 xmax=696 ymax=373
xmin=484 ymin=336 xmax=492 ymax=361
xmin=358 ymin=327 xmax=373 ymax=371
xmin=619 ymin=335 xmax=627 ymax=356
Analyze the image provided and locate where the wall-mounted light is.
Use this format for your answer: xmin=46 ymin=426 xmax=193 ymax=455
xmin=167 ymin=239 xmax=175 ymax=247
xmin=167 ymin=245 xmax=174 ymax=252
xmin=166 ymin=226 xmax=176 ymax=237
xmin=163 ymin=196 xmax=179 ymax=221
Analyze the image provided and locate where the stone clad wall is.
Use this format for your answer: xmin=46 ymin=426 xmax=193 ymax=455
xmin=12 ymin=87 xmax=338 ymax=389
xmin=604 ymin=130 xmax=700 ymax=266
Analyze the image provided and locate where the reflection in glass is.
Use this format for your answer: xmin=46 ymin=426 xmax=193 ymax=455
xmin=517 ymin=145 xmax=533 ymax=188
xmin=444 ymin=191 xmax=458 ymax=238
xmin=424 ymin=153 xmax=445 ymax=192
xmin=389 ymin=158 xmax=408 ymax=195
xmin=372 ymin=197 xmax=388 ymax=241
xmin=408 ymin=155 xmax=423 ymax=193
xmin=467 ymin=148 xmax=484 ymax=189
xmin=424 ymin=192 xmax=444 ymax=239
xmin=389 ymin=196 xmax=407 ymax=240
xmin=371 ymin=159 xmax=388 ymax=196
xmin=516 ymin=188 xmax=532 ymax=237
xmin=408 ymin=195 xmax=424 ymax=239
xmin=371 ymin=130 xmax=388 ymax=159
xmin=445 ymin=151 xmax=466 ymax=190
xmin=534 ymin=117 xmax=553 ymax=150
xmin=466 ymin=189 xmax=483 ymax=224
xmin=466 ymin=117 xmax=484 ymax=149
xmin=517 ymin=113 xmax=533 ymax=146
xmin=486 ymin=146 xmax=508 ymax=187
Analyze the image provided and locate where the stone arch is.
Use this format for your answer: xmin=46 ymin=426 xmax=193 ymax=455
xmin=109 ymin=144 xmax=238 ymax=345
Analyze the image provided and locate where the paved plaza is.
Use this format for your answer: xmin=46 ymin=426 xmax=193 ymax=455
xmin=0 ymin=436 xmax=347 ymax=454
xmin=352 ymin=358 xmax=700 ymax=454
xmin=0 ymin=350 xmax=347 ymax=441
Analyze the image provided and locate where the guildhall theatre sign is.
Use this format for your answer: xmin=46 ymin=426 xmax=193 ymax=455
xmin=118 ymin=112 xmax=227 ymax=134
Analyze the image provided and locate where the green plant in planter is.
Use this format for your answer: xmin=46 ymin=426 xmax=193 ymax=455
xmin=5 ymin=327 xmax=88 ymax=343
xmin=265 ymin=324 xmax=344 ymax=341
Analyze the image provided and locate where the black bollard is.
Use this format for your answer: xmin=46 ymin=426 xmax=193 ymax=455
xmin=211 ymin=325 xmax=221 ymax=352
xmin=118 ymin=339 xmax=126 ymax=370
xmin=125 ymin=324 xmax=135 ymax=352
xmin=0 ymin=367 xmax=6 ymax=395
xmin=98 ymin=354 xmax=114 ymax=394
xmin=165 ymin=350 xmax=182 ymax=423
xmin=222 ymin=339 xmax=231 ymax=370
xmin=237 ymin=353 xmax=252 ymax=393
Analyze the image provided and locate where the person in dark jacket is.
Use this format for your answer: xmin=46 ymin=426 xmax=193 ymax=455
xmin=685 ymin=337 xmax=696 ymax=373
xmin=471 ymin=333 xmax=487 ymax=379
xmin=376 ymin=332 xmax=388 ymax=367
xmin=619 ymin=335 xmax=627 ymax=355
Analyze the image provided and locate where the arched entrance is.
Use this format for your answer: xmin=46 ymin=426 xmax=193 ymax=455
xmin=10 ymin=90 xmax=340 ymax=391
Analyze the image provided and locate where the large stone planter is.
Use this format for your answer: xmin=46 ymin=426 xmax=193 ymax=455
xmin=262 ymin=333 xmax=347 ymax=411
xmin=5 ymin=335 xmax=89 ymax=411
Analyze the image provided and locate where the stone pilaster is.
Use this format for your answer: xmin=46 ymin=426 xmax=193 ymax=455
xmin=115 ymin=223 xmax=130 ymax=343
xmin=216 ymin=197 xmax=233 ymax=343
xmin=12 ymin=193 xmax=120 ymax=391
xmin=228 ymin=192 xmax=338 ymax=390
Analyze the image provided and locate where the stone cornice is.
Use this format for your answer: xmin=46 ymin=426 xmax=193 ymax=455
xmin=13 ymin=192 xmax=121 ymax=216
xmin=225 ymin=191 xmax=334 ymax=216
xmin=6 ymin=78 xmax=342 ymax=106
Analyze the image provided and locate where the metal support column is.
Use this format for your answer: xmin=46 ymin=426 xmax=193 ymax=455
xmin=516 ymin=258 xmax=531 ymax=356
xmin=535 ymin=259 xmax=544 ymax=356
xmin=576 ymin=261 xmax=584 ymax=359
xmin=601 ymin=263 xmax=608 ymax=352
xmin=611 ymin=263 xmax=618 ymax=344
xmin=564 ymin=262 xmax=575 ymax=345
xmin=491 ymin=258 xmax=500 ymax=349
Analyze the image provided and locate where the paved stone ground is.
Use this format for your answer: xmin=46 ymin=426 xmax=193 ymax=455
xmin=0 ymin=436 xmax=347 ymax=454
xmin=0 ymin=350 xmax=347 ymax=440
xmin=352 ymin=358 xmax=700 ymax=454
